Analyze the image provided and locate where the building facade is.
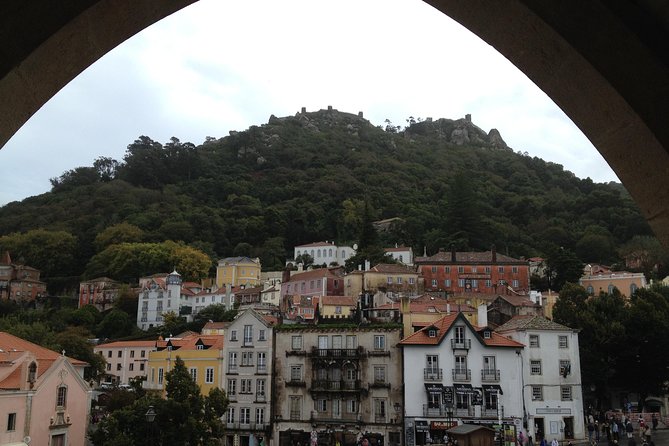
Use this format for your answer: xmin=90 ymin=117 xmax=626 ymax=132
xmin=222 ymin=309 xmax=275 ymax=446
xmin=416 ymin=248 xmax=530 ymax=296
xmin=144 ymin=332 xmax=225 ymax=397
xmin=384 ymin=246 xmax=415 ymax=266
xmin=293 ymin=241 xmax=356 ymax=267
xmin=216 ymin=257 xmax=262 ymax=289
xmin=94 ymin=340 xmax=156 ymax=385
xmin=78 ymin=277 xmax=122 ymax=311
xmin=273 ymin=325 xmax=403 ymax=446
xmin=495 ymin=316 xmax=585 ymax=442
xmin=136 ymin=270 xmax=188 ymax=330
xmin=0 ymin=252 xmax=47 ymax=302
xmin=579 ymin=271 xmax=647 ymax=298
xmin=0 ymin=332 xmax=91 ymax=446
xmin=281 ymin=268 xmax=345 ymax=301
xmin=400 ymin=313 xmax=525 ymax=446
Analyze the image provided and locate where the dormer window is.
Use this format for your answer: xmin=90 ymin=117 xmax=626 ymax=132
xmin=196 ymin=344 xmax=204 ymax=350
xmin=483 ymin=331 xmax=491 ymax=339
xmin=428 ymin=329 xmax=437 ymax=338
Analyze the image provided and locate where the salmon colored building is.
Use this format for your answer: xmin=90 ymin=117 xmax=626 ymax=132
xmin=416 ymin=247 xmax=530 ymax=296
xmin=0 ymin=332 xmax=91 ymax=446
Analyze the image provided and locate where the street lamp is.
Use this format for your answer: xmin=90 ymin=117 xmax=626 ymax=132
xmin=146 ymin=405 xmax=156 ymax=444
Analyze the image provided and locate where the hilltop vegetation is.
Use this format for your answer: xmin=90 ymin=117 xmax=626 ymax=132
xmin=0 ymin=108 xmax=663 ymax=292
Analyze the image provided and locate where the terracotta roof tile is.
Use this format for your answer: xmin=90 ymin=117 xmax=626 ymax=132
xmin=96 ymin=340 xmax=157 ymax=349
xmin=399 ymin=313 xmax=460 ymax=345
xmin=321 ymin=295 xmax=356 ymax=306
xmin=369 ymin=263 xmax=418 ymax=274
xmin=416 ymin=250 xmax=527 ymax=264
xmin=495 ymin=315 xmax=572 ymax=332
xmin=0 ymin=332 xmax=87 ymax=368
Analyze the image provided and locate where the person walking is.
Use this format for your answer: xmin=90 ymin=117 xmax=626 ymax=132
xmin=651 ymin=414 xmax=658 ymax=431
xmin=625 ymin=420 xmax=634 ymax=439
xmin=551 ymin=438 xmax=559 ymax=446
xmin=612 ymin=419 xmax=619 ymax=441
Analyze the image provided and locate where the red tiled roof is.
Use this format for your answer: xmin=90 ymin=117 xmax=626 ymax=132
xmin=295 ymin=241 xmax=338 ymax=248
xmin=156 ymin=333 xmax=224 ymax=350
xmin=399 ymin=314 xmax=460 ymax=345
xmin=96 ymin=340 xmax=156 ymax=349
xmin=202 ymin=321 xmax=229 ymax=330
xmin=369 ymin=264 xmax=417 ymax=274
xmin=321 ymin=295 xmax=356 ymax=307
xmin=416 ymin=250 xmax=527 ymax=264
xmin=496 ymin=295 xmax=538 ymax=307
xmin=262 ymin=315 xmax=279 ymax=326
xmin=384 ymin=246 xmax=412 ymax=252
xmin=0 ymin=332 xmax=88 ymax=370
xmin=483 ymin=332 xmax=525 ymax=348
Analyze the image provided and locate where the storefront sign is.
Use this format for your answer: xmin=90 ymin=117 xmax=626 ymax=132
xmin=415 ymin=421 xmax=430 ymax=433
xmin=443 ymin=387 xmax=454 ymax=405
xmin=431 ymin=421 xmax=457 ymax=430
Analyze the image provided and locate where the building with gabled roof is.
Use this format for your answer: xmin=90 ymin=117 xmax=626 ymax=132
xmin=399 ymin=312 xmax=526 ymax=446
xmin=416 ymin=247 xmax=530 ymax=296
xmin=384 ymin=245 xmax=414 ymax=265
xmin=0 ymin=332 xmax=92 ymax=446
xmin=488 ymin=294 xmax=544 ymax=328
xmin=144 ymin=332 xmax=225 ymax=396
xmin=216 ymin=256 xmax=261 ymax=289
xmin=137 ymin=270 xmax=190 ymax=330
xmin=94 ymin=340 xmax=156 ymax=385
xmin=495 ymin=315 xmax=585 ymax=442
xmin=372 ymin=295 xmax=477 ymax=334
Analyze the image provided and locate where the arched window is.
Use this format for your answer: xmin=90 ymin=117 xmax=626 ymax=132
xmin=311 ymin=250 xmax=314 ymax=257
xmin=317 ymin=249 xmax=321 ymax=258
xmin=608 ymin=284 xmax=617 ymax=294
xmin=329 ymin=249 xmax=333 ymax=257
xmin=586 ymin=286 xmax=594 ymax=295
xmin=630 ymin=283 xmax=638 ymax=295
xmin=56 ymin=385 xmax=67 ymax=408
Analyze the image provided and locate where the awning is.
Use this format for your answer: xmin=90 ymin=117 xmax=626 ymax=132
xmin=482 ymin=384 xmax=503 ymax=395
xmin=425 ymin=383 xmax=444 ymax=394
xmin=453 ymin=383 xmax=477 ymax=395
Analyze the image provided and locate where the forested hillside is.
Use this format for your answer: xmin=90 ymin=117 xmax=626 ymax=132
xmin=0 ymin=108 xmax=662 ymax=291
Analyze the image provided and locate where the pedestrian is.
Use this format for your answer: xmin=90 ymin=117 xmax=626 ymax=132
xmin=643 ymin=425 xmax=651 ymax=443
xmin=551 ymin=438 xmax=559 ymax=446
xmin=626 ymin=420 xmax=634 ymax=439
xmin=540 ymin=438 xmax=548 ymax=446
xmin=651 ymin=414 xmax=658 ymax=431
xmin=528 ymin=436 xmax=534 ymax=446
xmin=588 ymin=422 xmax=596 ymax=443
xmin=596 ymin=422 xmax=601 ymax=441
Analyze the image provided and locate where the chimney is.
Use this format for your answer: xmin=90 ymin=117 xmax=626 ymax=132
xmin=451 ymin=246 xmax=456 ymax=263
xmin=364 ymin=260 xmax=371 ymax=271
xmin=491 ymin=245 xmax=497 ymax=263
xmin=478 ymin=303 xmax=488 ymax=327
xmin=401 ymin=294 xmax=410 ymax=315
xmin=446 ymin=303 xmax=451 ymax=315
xmin=301 ymin=107 xmax=306 ymax=113
xmin=358 ymin=111 xmax=364 ymax=118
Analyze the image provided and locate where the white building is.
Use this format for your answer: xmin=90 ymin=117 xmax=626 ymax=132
xmin=292 ymin=241 xmax=356 ymax=267
xmin=222 ymin=309 xmax=275 ymax=446
xmin=136 ymin=270 xmax=190 ymax=330
xmin=384 ymin=245 xmax=414 ymax=265
xmin=399 ymin=313 xmax=525 ymax=446
xmin=191 ymin=286 xmax=236 ymax=315
xmin=495 ymin=316 xmax=585 ymax=442
xmin=94 ymin=340 xmax=156 ymax=385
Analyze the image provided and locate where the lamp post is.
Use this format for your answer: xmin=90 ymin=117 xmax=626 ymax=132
xmin=146 ymin=405 xmax=156 ymax=445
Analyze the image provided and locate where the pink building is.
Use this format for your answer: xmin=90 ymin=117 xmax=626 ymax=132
xmin=0 ymin=332 xmax=91 ymax=446
xmin=94 ymin=340 xmax=156 ymax=385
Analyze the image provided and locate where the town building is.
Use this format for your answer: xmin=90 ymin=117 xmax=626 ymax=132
xmin=272 ymin=325 xmax=403 ymax=446
xmin=487 ymin=295 xmax=544 ymax=328
xmin=216 ymin=257 xmax=262 ymax=289
xmin=136 ymin=270 xmax=190 ymax=330
xmin=281 ymin=268 xmax=345 ymax=302
xmin=222 ymin=309 xmax=275 ymax=446
xmin=344 ymin=264 xmax=420 ymax=305
xmin=94 ymin=340 xmax=156 ymax=385
xmin=579 ymin=267 xmax=647 ymax=298
xmin=319 ymin=295 xmax=357 ymax=320
xmin=144 ymin=332 xmax=225 ymax=397
xmin=384 ymin=245 xmax=415 ymax=266
xmin=291 ymin=241 xmax=356 ymax=267
xmin=0 ymin=332 xmax=91 ymax=446
xmin=399 ymin=313 xmax=525 ymax=446
xmin=78 ymin=276 xmax=122 ymax=311
xmin=416 ymin=248 xmax=530 ymax=296
xmin=0 ymin=251 xmax=47 ymax=302
xmin=495 ymin=316 xmax=585 ymax=442
xmin=192 ymin=287 xmax=236 ymax=315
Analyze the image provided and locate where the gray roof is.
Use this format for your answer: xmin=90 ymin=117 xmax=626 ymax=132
xmin=495 ymin=315 xmax=573 ymax=332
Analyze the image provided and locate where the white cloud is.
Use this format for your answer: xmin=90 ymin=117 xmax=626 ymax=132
xmin=0 ymin=0 xmax=618 ymax=205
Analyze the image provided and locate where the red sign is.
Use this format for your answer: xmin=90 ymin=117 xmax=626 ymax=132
xmin=431 ymin=421 xmax=457 ymax=430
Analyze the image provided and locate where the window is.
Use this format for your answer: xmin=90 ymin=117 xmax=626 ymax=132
xmin=512 ymin=266 xmax=519 ymax=273
xmin=498 ymin=266 xmax=504 ymax=273
xmin=117 ymin=350 xmax=122 ymax=358
xmin=228 ymin=379 xmax=237 ymax=395
xmin=426 ymin=355 xmax=439 ymax=372
xmin=560 ymin=360 xmax=571 ymax=377
xmin=455 ymin=355 xmax=468 ymax=374
xmin=559 ymin=335 xmax=569 ymax=348
xmin=315 ymin=399 xmax=327 ymax=412
xmin=107 ymin=351 xmax=112 ymax=358
xmin=530 ymin=360 xmax=542 ymax=375
xmin=256 ymin=407 xmax=265 ymax=425
xmin=512 ymin=279 xmax=519 ymax=288
xmin=346 ymin=335 xmax=357 ymax=349
xmin=374 ymin=398 xmax=387 ymax=421
xmin=242 ymin=351 xmax=254 ymax=366
xmin=141 ymin=350 xmax=146 ymax=358
xmin=397 ymin=277 xmax=403 ymax=284
xmin=241 ymin=379 xmax=252 ymax=393
xmin=290 ymin=396 xmax=302 ymax=420
xmin=445 ymin=266 xmax=451 ymax=273
xmin=346 ymin=368 xmax=357 ymax=380
xmin=290 ymin=365 xmax=303 ymax=381
xmin=483 ymin=356 xmax=496 ymax=373
xmin=454 ymin=326 xmax=465 ymax=343
xmin=129 ymin=363 xmax=134 ymax=371
xmin=190 ymin=367 xmax=197 ymax=381
xmin=257 ymin=379 xmax=266 ymax=395
xmin=318 ymin=336 xmax=329 ymax=349
xmin=240 ymin=407 xmax=250 ymax=425
xmin=243 ymin=325 xmax=253 ymax=345
xmin=229 ymin=352 xmax=238 ymax=371
xmin=259 ymin=329 xmax=266 ymax=341
xmin=106 ymin=363 xmax=111 ymax=371
xmin=7 ymin=412 xmax=16 ymax=431
xmin=485 ymin=279 xmax=492 ymax=287
xmin=230 ymin=330 xmax=238 ymax=341
xmin=458 ymin=279 xmax=465 ymax=287
xmin=257 ymin=352 xmax=267 ymax=372
xmin=205 ymin=367 xmax=214 ymax=384
xmin=484 ymin=389 xmax=498 ymax=409
xmin=140 ymin=363 xmax=145 ymax=371
xmin=227 ymin=407 xmax=235 ymax=424
xmin=291 ymin=335 xmax=303 ymax=350
xmin=130 ymin=350 xmax=135 ymax=358
xmin=335 ymin=306 xmax=342 ymax=314
xmin=387 ymin=276 xmax=393 ymax=284
xmin=561 ymin=386 xmax=573 ymax=401
xmin=431 ymin=279 xmax=437 ymax=287
xmin=409 ymin=277 xmax=415 ymax=285
xmin=117 ymin=363 xmax=122 ymax=371
xmin=56 ymin=385 xmax=67 ymax=408
xmin=458 ymin=266 xmax=464 ymax=273
xmin=431 ymin=266 xmax=437 ymax=273
xmin=374 ymin=335 xmax=385 ymax=350
xmin=374 ymin=365 xmax=386 ymax=384
xmin=444 ymin=279 xmax=451 ymax=288
xmin=428 ymin=329 xmax=437 ymax=338
xmin=485 ymin=266 xmax=491 ymax=273
xmin=532 ymin=386 xmax=543 ymax=401
xmin=347 ymin=399 xmax=358 ymax=413
xmin=529 ymin=335 xmax=540 ymax=347
xmin=158 ymin=368 xmax=164 ymax=384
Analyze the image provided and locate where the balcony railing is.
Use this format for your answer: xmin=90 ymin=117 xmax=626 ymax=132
xmin=454 ymin=407 xmax=476 ymax=417
xmin=310 ymin=347 xmax=363 ymax=358
xmin=451 ymin=339 xmax=471 ymax=350
xmin=452 ymin=369 xmax=471 ymax=382
xmin=228 ymin=365 xmax=238 ymax=373
xmin=290 ymin=410 xmax=301 ymax=420
xmin=424 ymin=368 xmax=443 ymax=381
xmin=311 ymin=380 xmax=361 ymax=391
xmin=256 ymin=393 xmax=267 ymax=402
xmin=481 ymin=369 xmax=500 ymax=382
xmin=310 ymin=411 xmax=360 ymax=422
xmin=257 ymin=364 xmax=268 ymax=374
xmin=286 ymin=379 xmax=306 ymax=387
xmin=226 ymin=421 xmax=267 ymax=431
xmin=423 ymin=405 xmax=454 ymax=417
xmin=482 ymin=407 xmax=504 ymax=418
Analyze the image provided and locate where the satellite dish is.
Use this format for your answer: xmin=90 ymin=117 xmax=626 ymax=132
xmin=23 ymin=436 xmax=31 ymax=444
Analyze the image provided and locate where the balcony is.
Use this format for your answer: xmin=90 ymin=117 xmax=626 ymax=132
xmin=423 ymin=404 xmax=453 ymax=417
xmin=257 ymin=364 xmax=268 ymax=374
xmin=370 ymin=379 xmax=391 ymax=389
xmin=452 ymin=369 xmax=471 ymax=382
xmin=226 ymin=422 xmax=267 ymax=431
xmin=311 ymin=379 xmax=361 ymax=392
xmin=310 ymin=411 xmax=360 ymax=423
xmin=310 ymin=347 xmax=363 ymax=359
xmin=255 ymin=393 xmax=267 ymax=402
xmin=228 ymin=365 xmax=238 ymax=374
xmin=451 ymin=339 xmax=471 ymax=350
xmin=482 ymin=406 xmax=504 ymax=418
xmin=424 ymin=368 xmax=443 ymax=381
xmin=454 ymin=407 xmax=476 ymax=417
xmin=286 ymin=379 xmax=306 ymax=387
xmin=481 ymin=369 xmax=500 ymax=382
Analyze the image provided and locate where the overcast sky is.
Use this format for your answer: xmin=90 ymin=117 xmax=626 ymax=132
xmin=0 ymin=0 xmax=619 ymax=206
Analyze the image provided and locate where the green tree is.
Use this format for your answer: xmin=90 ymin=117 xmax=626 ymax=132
xmin=94 ymin=223 xmax=144 ymax=252
xmin=96 ymin=309 xmax=136 ymax=340
xmin=0 ymin=229 xmax=78 ymax=279
xmin=545 ymin=247 xmax=584 ymax=291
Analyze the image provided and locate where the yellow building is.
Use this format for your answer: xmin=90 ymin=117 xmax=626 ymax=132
xmin=216 ymin=256 xmax=261 ymax=289
xmin=344 ymin=263 xmax=419 ymax=297
xmin=145 ymin=332 xmax=224 ymax=396
xmin=319 ymin=295 xmax=356 ymax=319
xmin=579 ymin=270 xmax=647 ymax=298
